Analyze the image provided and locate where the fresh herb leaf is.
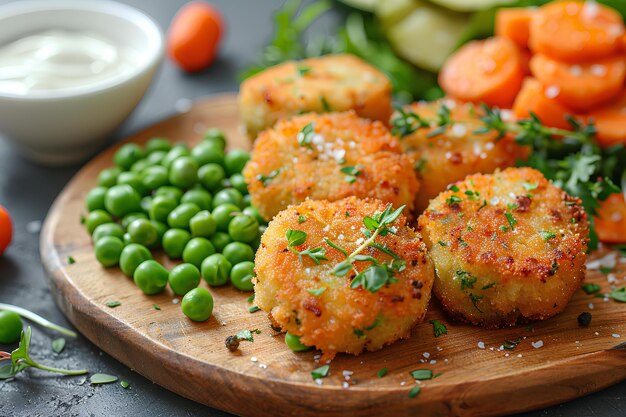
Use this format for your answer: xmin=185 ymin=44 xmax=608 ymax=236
xmin=470 ymin=294 xmax=484 ymax=312
xmin=311 ymin=364 xmax=330 ymax=380
xmin=153 ymin=304 xmax=161 ymax=310
xmin=437 ymin=241 xmax=448 ymax=247
xmin=503 ymin=337 xmax=521 ymax=350
xmin=446 ymin=195 xmax=462 ymax=205
xmin=369 ymin=242 xmax=400 ymax=259
xmin=350 ymin=265 xmax=397 ymax=293
xmin=482 ymin=282 xmax=496 ymax=290
xmin=67 ymin=256 xmax=76 ymax=264
xmin=340 ymin=165 xmax=362 ymax=184
xmin=456 ymin=270 xmax=476 ymax=290
xmin=325 ymin=238 xmax=348 ymax=256
xmin=523 ymin=182 xmax=538 ymax=191
xmin=429 ymin=320 xmax=447 ymax=337
xmin=307 ymin=287 xmax=326 ymax=296
xmin=297 ymin=122 xmax=316 ymax=150
xmin=248 ymin=306 xmax=261 ymax=313
xmin=298 ymin=247 xmax=328 ymax=265
xmin=236 ymin=329 xmax=261 ymax=342
xmin=539 ymin=230 xmax=556 ymax=241
xmin=286 ymin=229 xmax=307 ymax=246
xmin=51 ymin=338 xmax=66 ymax=354
xmin=256 ymin=168 xmax=282 ymax=186
xmin=600 ymin=266 xmax=613 ymax=275
xmin=582 ymin=283 xmax=601 ymax=294
xmin=391 ymin=106 xmax=429 ymax=137
xmin=608 ymin=287 xmax=626 ymax=303
xmin=298 ymin=215 xmax=306 ymax=224
xmin=410 ymin=369 xmax=433 ymax=380
xmin=377 ymin=367 xmax=388 ymax=378
xmin=105 ymin=301 xmax=121 ymax=308
xmin=320 ymin=95 xmax=331 ymax=112
xmin=297 ymin=65 xmax=311 ymax=76
xmin=247 ymin=293 xmax=256 ymax=304
xmin=504 ymin=212 xmax=517 ymax=231
xmin=90 ymin=373 xmax=118 ymax=385
xmin=408 ymin=385 xmax=421 ymax=398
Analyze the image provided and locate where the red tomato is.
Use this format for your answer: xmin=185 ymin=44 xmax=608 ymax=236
xmin=167 ymin=2 xmax=224 ymax=72
xmin=0 ymin=205 xmax=12 ymax=255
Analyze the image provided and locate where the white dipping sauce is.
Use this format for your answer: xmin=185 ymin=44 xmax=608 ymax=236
xmin=0 ymin=29 xmax=139 ymax=94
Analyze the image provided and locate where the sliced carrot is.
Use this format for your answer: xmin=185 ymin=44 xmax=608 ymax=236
xmin=495 ymin=7 xmax=536 ymax=49
xmin=529 ymin=1 xmax=625 ymax=62
xmin=529 ymin=53 xmax=626 ymax=111
xmin=520 ymin=48 xmax=532 ymax=76
xmin=439 ymin=37 xmax=525 ymax=108
xmin=513 ymin=78 xmax=577 ymax=130
xmin=587 ymin=89 xmax=626 ymax=147
xmin=594 ymin=193 xmax=626 ymax=243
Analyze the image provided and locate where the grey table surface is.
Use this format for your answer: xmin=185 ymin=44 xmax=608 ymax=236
xmin=0 ymin=1 xmax=624 ymax=416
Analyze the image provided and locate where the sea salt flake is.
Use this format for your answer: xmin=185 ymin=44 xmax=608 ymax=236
xmin=430 ymin=360 xmax=437 ymax=364
xmin=172 ymin=298 xmax=180 ymax=305
xmin=478 ymin=342 xmax=485 ymax=349
xmin=342 ymin=381 xmax=350 ymax=389
xmin=422 ymin=352 xmax=430 ymax=358
xmin=250 ymin=357 xmax=258 ymax=362
xmin=532 ymin=340 xmax=544 ymax=349
xmin=612 ymin=334 xmax=621 ymax=338
xmin=315 ymin=378 xmax=323 ymax=385
xmin=259 ymin=364 xmax=267 ymax=369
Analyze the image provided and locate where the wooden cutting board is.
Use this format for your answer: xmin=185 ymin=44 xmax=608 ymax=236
xmin=41 ymin=94 xmax=626 ymax=417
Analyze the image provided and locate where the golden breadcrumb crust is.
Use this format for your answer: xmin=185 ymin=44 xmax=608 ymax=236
xmin=254 ymin=197 xmax=435 ymax=359
xmin=243 ymin=112 xmax=420 ymax=221
xmin=395 ymin=100 xmax=528 ymax=213
xmin=417 ymin=167 xmax=589 ymax=327
xmin=239 ymin=54 xmax=392 ymax=137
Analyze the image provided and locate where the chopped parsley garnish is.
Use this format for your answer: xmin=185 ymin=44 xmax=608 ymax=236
xmin=248 ymin=306 xmax=261 ymax=313
xmin=320 ymin=95 xmax=331 ymax=112
xmin=608 ymin=287 xmax=626 ymax=302
xmin=539 ymin=230 xmax=556 ymax=241
xmin=409 ymin=369 xmax=433 ymax=380
xmin=296 ymin=65 xmax=311 ymax=76
xmin=377 ymin=367 xmax=388 ymax=378
xmin=390 ymin=106 xmax=429 ymax=137
xmin=311 ymin=365 xmax=330 ymax=380
xmin=298 ymin=215 xmax=306 ymax=224
xmin=256 ymin=168 xmax=282 ymax=186
xmin=67 ymin=256 xmax=76 ymax=264
xmin=324 ymin=238 xmax=348 ymax=256
xmin=153 ymin=304 xmax=161 ymax=310
xmin=408 ymin=386 xmax=421 ymax=398
xmin=482 ymin=282 xmax=496 ymax=290
xmin=446 ymin=195 xmax=462 ymax=205
xmin=456 ymin=270 xmax=476 ymax=290
xmin=236 ymin=329 xmax=261 ymax=342
xmin=414 ymin=158 xmax=427 ymax=172
xmin=307 ymin=287 xmax=326 ymax=296
xmin=600 ymin=266 xmax=613 ymax=275
xmin=247 ymin=293 xmax=255 ymax=303
xmin=297 ymin=122 xmax=316 ymax=150
xmin=448 ymin=185 xmax=460 ymax=192
xmin=429 ymin=319 xmax=447 ymax=337
xmin=503 ymin=338 xmax=521 ymax=350
xmin=286 ymin=229 xmax=328 ymax=265
xmin=499 ymin=225 xmax=509 ymax=232
xmin=469 ymin=294 xmax=483 ymax=312
xmin=340 ymin=165 xmax=363 ymax=184
xmin=504 ymin=212 xmax=517 ymax=231
xmin=581 ymin=283 xmax=601 ymax=295
xmin=105 ymin=301 xmax=121 ymax=308
xmin=437 ymin=241 xmax=448 ymax=246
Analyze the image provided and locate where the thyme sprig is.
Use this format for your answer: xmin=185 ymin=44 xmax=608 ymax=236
xmin=285 ymin=229 xmax=328 ymax=265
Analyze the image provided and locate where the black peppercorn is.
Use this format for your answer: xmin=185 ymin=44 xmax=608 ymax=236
xmin=577 ymin=311 xmax=592 ymax=327
xmin=225 ymin=335 xmax=240 ymax=351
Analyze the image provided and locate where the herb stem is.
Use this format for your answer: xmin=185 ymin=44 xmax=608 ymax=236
xmin=0 ymin=303 xmax=77 ymax=338
xmin=28 ymin=361 xmax=88 ymax=376
xmin=347 ymin=228 xmax=381 ymax=265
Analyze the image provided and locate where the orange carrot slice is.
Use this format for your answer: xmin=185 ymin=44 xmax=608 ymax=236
xmin=529 ymin=53 xmax=626 ymax=111
xmin=529 ymin=1 xmax=625 ymax=62
xmin=587 ymin=90 xmax=626 ymax=147
xmin=439 ymin=37 xmax=525 ymax=108
xmin=495 ymin=7 xmax=536 ymax=49
xmin=513 ymin=78 xmax=577 ymax=129
xmin=594 ymin=193 xmax=626 ymax=243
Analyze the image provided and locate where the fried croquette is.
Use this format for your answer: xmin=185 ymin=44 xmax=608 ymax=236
xmin=239 ymin=54 xmax=392 ymax=138
xmin=393 ymin=100 xmax=528 ymax=213
xmin=417 ymin=167 xmax=589 ymax=328
xmin=254 ymin=197 xmax=435 ymax=359
xmin=243 ymin=112 xmax=420 ymax=221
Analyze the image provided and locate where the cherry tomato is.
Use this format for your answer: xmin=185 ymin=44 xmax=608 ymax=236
xmin=0 ymin=205 xmax=12 ymax=255
xmin=167 ymin=2 xmax=224 ymax=72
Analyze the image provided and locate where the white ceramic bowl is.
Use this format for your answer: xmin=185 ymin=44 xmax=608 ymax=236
xmin=0 ymin=0 xmax=163 ymax=166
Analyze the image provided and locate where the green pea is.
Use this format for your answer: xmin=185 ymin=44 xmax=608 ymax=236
xmin=0 ymin=311 xmax=23 ymax=344
xmin=151 ymin=220 xmax=167 ymax=248
xmin=224 ymin=149 xmax=250 ymax=176
xmin=127 ymin=218 xmax=158 ymax=246
xmin=181 ymin=287 xmax=213 ymax=322
xmin=213 ymin=188 xmax=243 ymax=209
xmin=149 ymin=195 xmax=177 ymax=222
xmin=285 ymin=332 xmax=312 ymax=352
xmin=169 ymin=156 xmax=199 ymax=189
xmin=189 ymin=210 xmax=217 ymax=238
xmin=162 ymin=228 xmax=191 ymax=259
xmin=105 ymin=184 xmax=141 ymax=218
xmin=169 ymin=263 xmax=201 ymax=295
xmin=243 ymin=194 xmax=252 ymax=207
xmin=210 ymin=232 xmax=232 ymax=252
xmin=155 ymin=186 xmax=183 ymax=203
xmin=117 ymin=171 xmax=147 ymax=195
xmin=140 ymin=196 xmax=152 ymax=214
xmin=181 ymin=189 xmax=212 ymax=210
xmin=114 ymin=143 xmax=144 ymax=170
xmin=121 ymin=212 xmax=148 ymax=229
xmin=123 ymin=232 xmax=132 ymax=245
xmin=191 ymin=141 xmax=225 ymax=166
xmin=92 ymin=222 xmax=125 ymax=242
xmin=259 ymin=224 xmax=267 ymax=234
xmin=85 ymin=210 xmax=113 ymax=234
xmin=250 ymin=232 xmax=262 ymax=251
xmin=212 ymin=203 xmax=240 ymax=231
xmin=146 ymin=150 xmax=167 ymax=166
xmin=198 ymin=163 xmax=226 ymax=191
xmin=230 ymin=261 xmax=255 ymax=291
xmin=97 ymin=166 xmax=122 ymax=188
xmin=167 ymin=203 xmax=200 ymax=230
xmin=242 ymin=206 xmax=266 ymax=225
xmin=133 ymin=260 xmax=169 ymax=295
xmin=161 ymin=144 xmax=190 ymax=169
xmin=182 ymin=237 xmax=216 ymax=268
xmin=146 ymin=137 xmax=172 ymax=154
xmin=222 ymin=242 xmax=255 ymax=265
xmin=229 ymin=174 xmax=248 ymax=195
xmin=119 ymin=243 xmax=153 ymax=277
xmin=201 ymin=254 xmax=231 ymax=286
xmin=142 ymin=165 xmax=169 ymax=190
xmin=86 ymin=186 xmax=108 ymax=212
xmin=228 ymin=214 xmax=259 ymax=243
xmin=94 ymin=236 xmax=124 ymax=267
xmin=130 ymin=158 xmax=150 ymax=173
xmin=203 ymin=127 xmax=227 ymax=150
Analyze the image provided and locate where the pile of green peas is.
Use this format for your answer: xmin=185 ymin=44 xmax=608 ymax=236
xmin=84 ymin=128 xmax=266 ymax=322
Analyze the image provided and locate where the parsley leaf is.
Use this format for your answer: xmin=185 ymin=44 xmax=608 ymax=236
xmin=297 ymin=122 xmax=316 ymax=150
xmin=429 ymin=320 xmax=447 ymax=337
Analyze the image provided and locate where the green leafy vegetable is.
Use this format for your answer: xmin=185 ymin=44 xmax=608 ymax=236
xmin=311 ymin=364 xmax=330 ymax=379
xmin=410 ymin=369 xmax=433 ymax=380
xmin=51 ymin=338 xmax=66 ymax=354
xmin=90 ymin=373 xmax=118 ymax=385
xmin=105 ymin=301 xmax=121 ymax=308
xmin=408 ymin=385 xmax=421 ymax=398
xmin=429 ymin=319 xmax=447 ymax=337
xmin=377 ymin=367 xmax=388 ymax=378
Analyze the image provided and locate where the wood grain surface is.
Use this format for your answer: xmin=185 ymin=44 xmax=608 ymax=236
xmin=40 ymin=94 xmax=626 ymax=417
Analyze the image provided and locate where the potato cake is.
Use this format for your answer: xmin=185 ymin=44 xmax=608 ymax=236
xmin=254 ymin=197 xmax=435 ymax=359
xmin=417 ymin=167 xmax=589 ymax=328
xmin=243 ymin=112 xmax=420 ymax=221
xmin=239 ymin=54 xmax=392 ymax=138
xmin=393 ymin=100 xmax=527 ymax=213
